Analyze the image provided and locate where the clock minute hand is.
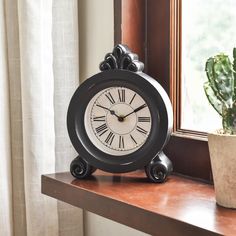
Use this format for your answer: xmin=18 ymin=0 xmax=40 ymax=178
xmin=96 ymin=104 xmax=120 ymax=118
xmin=123 ymin=103 xmax=147 ymax=118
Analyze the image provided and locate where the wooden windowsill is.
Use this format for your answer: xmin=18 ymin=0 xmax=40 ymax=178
xmin=41 ymin=170 xmax=236 ymax=236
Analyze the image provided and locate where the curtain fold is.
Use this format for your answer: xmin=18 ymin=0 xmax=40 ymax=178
xmin=0 ymin=0 xmax=82 ymax=235
xmin=5 ymin=0 xmax=26 ymax=235
xmin=52 ymin=0 xmax=83 ymax=235
xmin=0 ymin=0 xmax=13 ymax=235
xmin=17 ymin=0 xmax=58 ymax=235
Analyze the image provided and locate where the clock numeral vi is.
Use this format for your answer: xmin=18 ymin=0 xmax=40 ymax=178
xmin=136 ymin=126 xmax=148 ymax=135
xmin=138 ymin=117 xmax=151 ymax=122
xmin=105 ymin=132 xmax=115 ymax=145
xmin=95 ymin=123 xmax=108 ymax=136
xmin=105 ymin=92 xmax=115 ymax=104
xmin=118 ymin=89 xmax=125 ymax=103
xmin=119 ymin=136 xmax=125 ymax=149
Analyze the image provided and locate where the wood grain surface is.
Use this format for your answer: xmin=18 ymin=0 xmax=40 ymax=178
xmin=42 ymin=170 xmax=236 ymax=236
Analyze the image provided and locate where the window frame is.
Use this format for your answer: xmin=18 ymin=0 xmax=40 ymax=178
xmin=114 ymin=0 xmax=212 ymax=182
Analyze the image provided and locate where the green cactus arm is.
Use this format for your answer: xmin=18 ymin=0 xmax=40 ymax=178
xmin=205 ymin=57 xmax=228 ymax=103
xmin=205 ymin=58 xmax=226 ymax=103
xmin=205 ymin=58 xmax=221 ymax=96
xmin=204 ymin=82 xmax=223 ymax=116
xmin=212 ymin=55 xmax=234 ymax=104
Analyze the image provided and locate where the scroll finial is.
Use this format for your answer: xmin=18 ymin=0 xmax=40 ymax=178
xmin=99 ymin=44 xmax=144 ymax=72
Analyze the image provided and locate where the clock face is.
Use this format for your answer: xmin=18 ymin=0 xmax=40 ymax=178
xmin=84 ymin=86 xmax=152 ymax=156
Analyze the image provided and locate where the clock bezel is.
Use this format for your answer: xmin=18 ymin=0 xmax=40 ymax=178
xmin=67 ymin=69 xmax=172 ymax=173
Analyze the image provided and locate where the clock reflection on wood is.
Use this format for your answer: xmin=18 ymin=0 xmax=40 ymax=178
xmin=67 ymin=44 xmax=173 ymax=183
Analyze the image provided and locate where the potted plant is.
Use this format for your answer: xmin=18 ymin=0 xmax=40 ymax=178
xmin=204 ymin=48 xmax=236 ymax=208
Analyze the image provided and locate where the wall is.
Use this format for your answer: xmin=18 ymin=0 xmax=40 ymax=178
xmin=78 ymin=0 xmax=149 ymax=235
xmin=78 ymin=0 xmax=113 ymax=82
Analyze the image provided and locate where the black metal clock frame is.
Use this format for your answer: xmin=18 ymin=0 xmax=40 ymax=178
xmin=67 ymin=44 xmax=173 ymax=183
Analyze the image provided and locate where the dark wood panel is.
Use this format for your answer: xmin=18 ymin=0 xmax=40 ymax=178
xmin=42 ymin=171 xmax=236 ymax=236
xmin=165 ymin=135 xmax=212 ymax=182
xmin=114 ymin=0 xmax=121 ymax=45
xmin=115 ymin=0 xmax=146 ymax=63
xmin=146 ymin=0 xmax=170 ymax=92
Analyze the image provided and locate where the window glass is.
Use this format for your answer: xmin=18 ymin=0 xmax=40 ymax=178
xmin=181 ymin=0 xmax=236 ymax=132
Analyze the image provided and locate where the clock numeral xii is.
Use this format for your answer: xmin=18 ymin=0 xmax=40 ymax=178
xmin=118 ymin=89 xmax=125 ymax=103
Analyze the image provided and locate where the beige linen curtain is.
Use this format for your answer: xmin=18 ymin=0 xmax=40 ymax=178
xmin=0 ymin=0 xmax=83 ymax=235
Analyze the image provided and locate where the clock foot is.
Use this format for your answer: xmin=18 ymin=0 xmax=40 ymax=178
xmin=145 ymin=151 xmax=173 ymax=183
xmin=70 ymin=156 xmax=96 ymax=179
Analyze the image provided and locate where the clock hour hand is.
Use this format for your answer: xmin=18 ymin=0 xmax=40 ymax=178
xmin=123 ymin=103 xmax=147 ymax=118
xmin=96 ymin=104 xmax=120 ymax=118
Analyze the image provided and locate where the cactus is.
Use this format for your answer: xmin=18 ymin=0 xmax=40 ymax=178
xmin=204 ymin=48 xmax=236 ymax=134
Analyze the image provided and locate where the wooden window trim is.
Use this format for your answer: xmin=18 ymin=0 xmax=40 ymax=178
xmin=114 ymin=0 xmax=212 ymax=182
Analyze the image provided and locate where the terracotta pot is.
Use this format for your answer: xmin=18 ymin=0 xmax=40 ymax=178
xmin=208 ymin=132 xmax=236 ymax=209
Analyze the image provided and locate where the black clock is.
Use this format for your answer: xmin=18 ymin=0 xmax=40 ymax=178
xmin=67 ymin=44 xmax=173 ymax=183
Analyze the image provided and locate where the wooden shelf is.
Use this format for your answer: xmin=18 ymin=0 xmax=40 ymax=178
xmin=41 ymin=170 xmax=236 ymax=236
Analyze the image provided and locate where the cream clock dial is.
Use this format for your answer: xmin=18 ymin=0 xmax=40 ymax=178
xmin=84 ymin=87 xmax=152 ymax=156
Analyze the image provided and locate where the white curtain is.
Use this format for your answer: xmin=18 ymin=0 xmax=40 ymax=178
xmin=0 ymin=0 xmax=83 ymax=235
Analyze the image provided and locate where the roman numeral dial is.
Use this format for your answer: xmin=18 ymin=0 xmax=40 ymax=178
xmin=105 ymin=132 xmax=115 ymax=145
xmin=95 ymin=123 xmax=108 ymax=136
xmin=93 ymin=116 xmax=106 ymax=122
xmin=105 ymin=92 xmax=115 ymax=104
xmin=86 ymin=86 xmax=152 ymax=155
xmin=118 ymin=89 xmax=125 ymax=103
xmin=136 ymin=126 xmax=148 ymax=135
xmin=119 ymin=136 xmax=125 ymax=149
xmin=138 ymin=117 xmax=151 ymax=122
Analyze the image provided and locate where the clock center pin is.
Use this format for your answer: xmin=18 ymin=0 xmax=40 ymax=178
xmin=106 ymin=103 xmax=137 ymax=135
